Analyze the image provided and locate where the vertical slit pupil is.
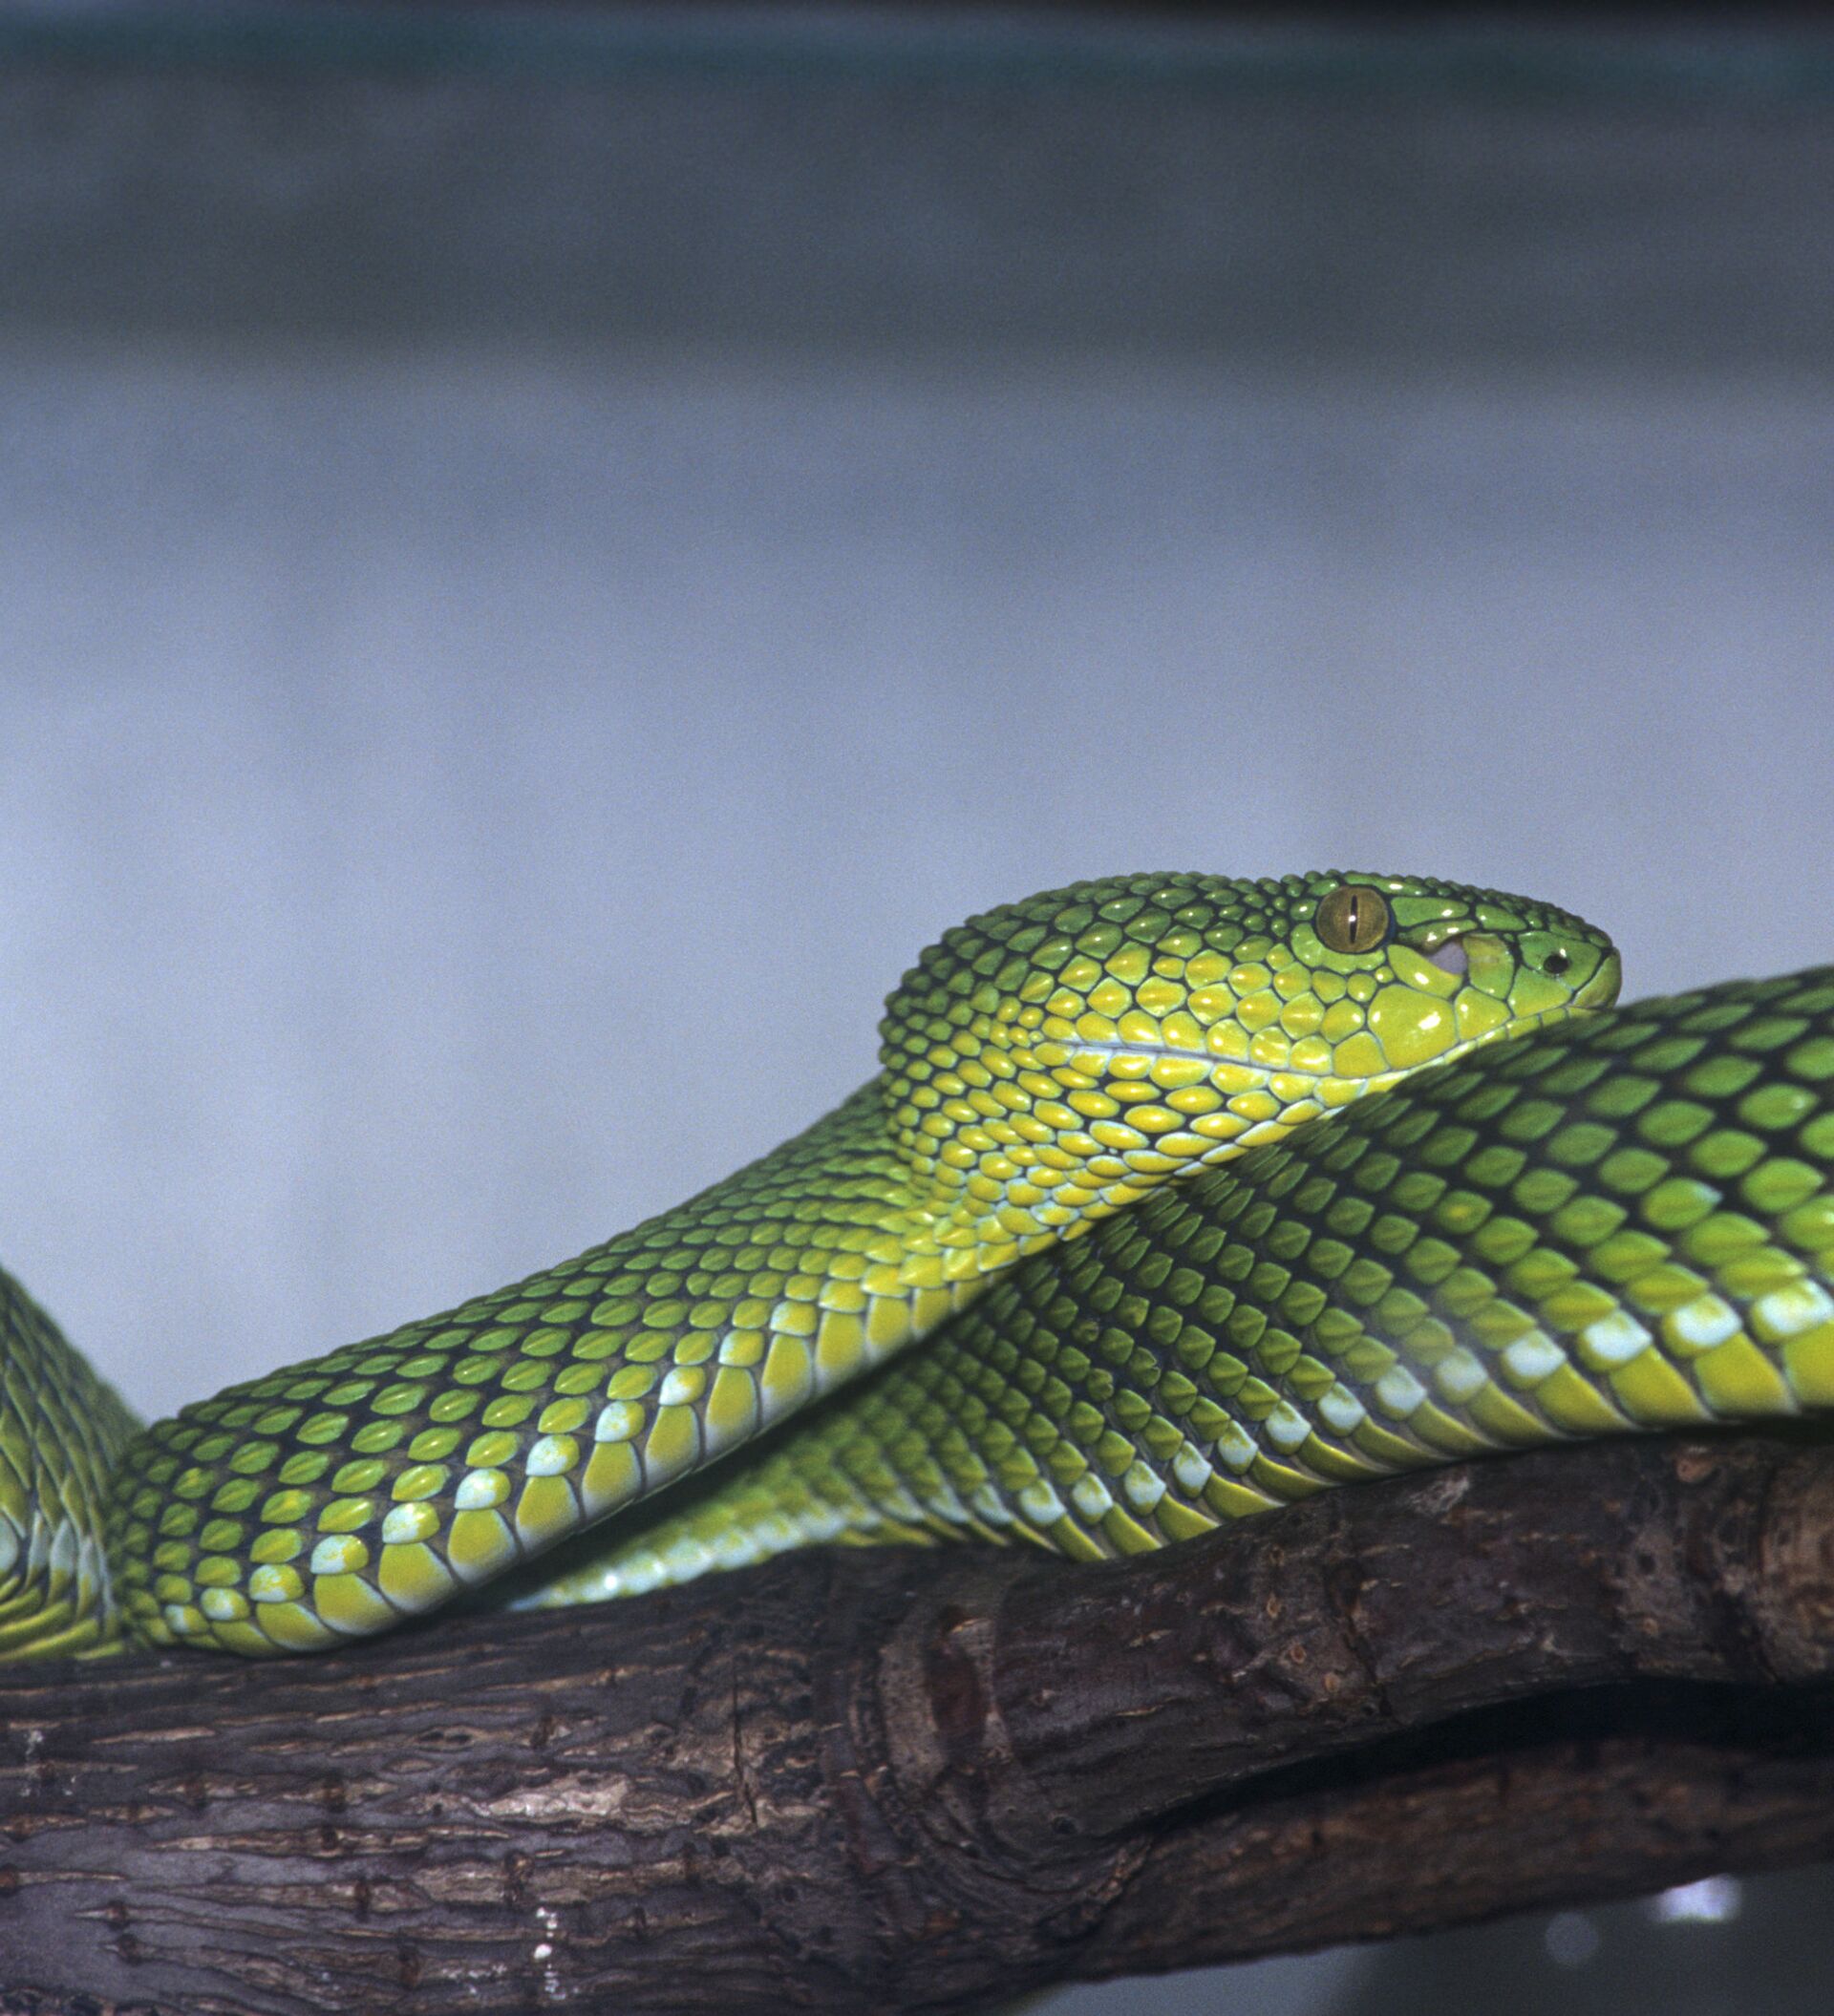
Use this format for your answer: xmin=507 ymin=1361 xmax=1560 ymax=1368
xmin=1317 ymin=884 xmax=1388 ymax=954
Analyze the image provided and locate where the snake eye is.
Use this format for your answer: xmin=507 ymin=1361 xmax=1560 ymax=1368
xmin=1314 ymin=884 xmax=1392 ymax=955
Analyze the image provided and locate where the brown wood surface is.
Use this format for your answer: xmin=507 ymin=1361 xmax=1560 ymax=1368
xmin=3 ymin=1430 xmax=1832 ymax=2014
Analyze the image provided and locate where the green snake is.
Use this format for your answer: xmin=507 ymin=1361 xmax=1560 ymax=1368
xmin=25 ymin=863 xmax=1832 ymax=1667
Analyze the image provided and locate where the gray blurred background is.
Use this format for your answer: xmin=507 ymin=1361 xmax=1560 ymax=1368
xmin=3 ymin=7 xmax=1832 ymax=2011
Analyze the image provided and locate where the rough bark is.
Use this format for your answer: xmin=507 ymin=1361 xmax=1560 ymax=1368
xmin=2 ymin=1431 xmax=1831 ymax=2015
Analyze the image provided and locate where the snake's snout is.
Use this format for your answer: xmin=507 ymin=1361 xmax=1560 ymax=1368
xmin=1576 ymin=947 xmax=1624 ymax=1012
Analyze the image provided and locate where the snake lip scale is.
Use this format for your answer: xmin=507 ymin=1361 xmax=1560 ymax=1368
xmin=998 ymin=997 xmax=1607 ymax=1158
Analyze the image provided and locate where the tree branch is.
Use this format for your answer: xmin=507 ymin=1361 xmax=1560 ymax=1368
xmin=3 ymin=1431 xmax=1831 ymax=2014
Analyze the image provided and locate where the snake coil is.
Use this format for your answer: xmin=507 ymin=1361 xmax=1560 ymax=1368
xmin=9 ymin=866 xmax=1708 ymax=1662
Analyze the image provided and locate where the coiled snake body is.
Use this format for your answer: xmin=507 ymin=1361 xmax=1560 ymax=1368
xmin=15 ymin=867 xmax=1827 ymax=1664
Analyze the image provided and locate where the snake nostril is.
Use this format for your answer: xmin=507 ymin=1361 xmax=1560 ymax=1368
xmin=1427 ymin=938 xmax=1470 ymax=978
xmin=1545 ymin=949 xmax=1572 ymax=977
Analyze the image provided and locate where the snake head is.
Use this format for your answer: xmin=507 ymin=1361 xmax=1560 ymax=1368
xmin=880 ymin=870 xmax=1619 ymax=1252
